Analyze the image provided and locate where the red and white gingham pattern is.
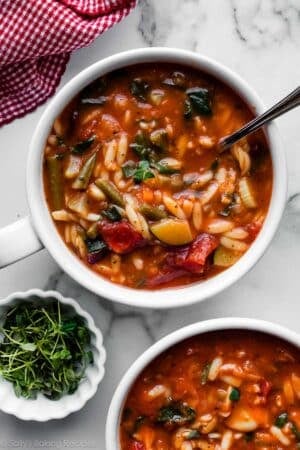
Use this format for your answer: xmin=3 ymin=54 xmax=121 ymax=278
xmin=0 ymin=0 xmax=136 ymax=126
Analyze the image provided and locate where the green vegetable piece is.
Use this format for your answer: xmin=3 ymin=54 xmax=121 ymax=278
xmin=187 ymin=430 xmax=201 ymax=440
xmin=72 ymin=153 xmax=97 ymax=190
xmin=200 ymin=362 xmax=211 ymax=385
xmin=95 ymin=179 xmax=124 ymax=207
xmin=151 ymin=161 xmax=179 ymax=175
xmin=51 ymin=349 xmax=72 ymax=361
xmin=130 ymin=131 xmax=154 ymax=160
xmin=56 ymin=136 xmax=65 ymax=147
xmin=71 ymin=135 xmax=96 ymax=154
xmin=122 ymin=161 xmax=136 ymax=178
xmin=183 ymin=98 xmax=193 ymax=119
xmin=61 ymin=319 xmax=78 ymax=333
xmin=229 ymin=387 xmax=240 ymax=401
xmin=186 ymin=87 xmax=212 ymax=116
xmin=140 ymin=204 xmax=167 ymax=221
xmin=46 ymin=155 xmax=64 ymax=209
xmin=157 ymin=402 xmax=196 ymax=426
xmin=85 ymin=238 xmax=107 ymax=254
xmin=103 ymin=205 xmax=122 ymax=222
xmin=150 ymin=129 xmax=168 ymax=152
xmin=162 ymin=72 xmax=186 ymax=89
xmin=244 ymin=432 xmax=254 ymax=442
xmin=275 ymin=412 xmax=288 ymax=428
xmin=133 ymin=160 xmax=155 ymax=183
xmin=130 ymin=78 xmax=150 ymax=102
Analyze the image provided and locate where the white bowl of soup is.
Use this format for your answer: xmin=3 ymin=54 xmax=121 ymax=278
xmin=106 ymin=318 xmax=300 ymax=450
xmin=0 ymin=48 xmax=286 ymax=307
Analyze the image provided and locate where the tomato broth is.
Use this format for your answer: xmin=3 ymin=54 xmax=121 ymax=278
xmin=43 ymin=64 xmax=272 ymax=290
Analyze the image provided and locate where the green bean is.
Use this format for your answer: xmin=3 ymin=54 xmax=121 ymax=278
xmin=72 ymin=153 xmax=97 ymax=190
xmin=95 ymin=179 xmax=124 ymax=207
xmin=140 ymin=203 xmax=167 ymax=220
xmin=46 ymin=155 xmax=64 ymax=209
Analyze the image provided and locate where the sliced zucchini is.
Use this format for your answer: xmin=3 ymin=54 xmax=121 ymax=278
xmin=150 ymin=218 xmax=193 ymax=245
xmin=213 ymin=246 xmax=241 ymax=267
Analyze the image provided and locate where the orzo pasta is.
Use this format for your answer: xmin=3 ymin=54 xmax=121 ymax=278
xmin=43 ymin=64 xmax=272 ymax=289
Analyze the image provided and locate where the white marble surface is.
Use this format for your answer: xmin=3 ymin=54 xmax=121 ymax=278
xmin=1 ymin=0 xmax=300 ymax=448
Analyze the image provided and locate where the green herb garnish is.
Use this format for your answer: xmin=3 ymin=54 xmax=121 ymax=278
xmin=0 ymin=301 xmax=93 ymax=400
xmin=71 ymin=135 xmax=96 ymax=154
xmin=133 ymin=160 xmax=155 ymax=183
xmin=229 ymin=387 xmax=240 ymax=401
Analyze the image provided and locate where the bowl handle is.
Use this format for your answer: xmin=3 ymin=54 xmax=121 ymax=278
xmin=0 ymin=216 xmax=43 ymax=268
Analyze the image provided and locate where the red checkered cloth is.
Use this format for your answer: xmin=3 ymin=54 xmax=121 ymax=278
xmin=0 ymin=0 xmax=137 ymax=126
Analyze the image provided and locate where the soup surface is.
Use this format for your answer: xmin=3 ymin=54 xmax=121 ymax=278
xmin=43 ymin=64 xmax=272 ymax=289
xmin=120 ymin=331 xmax=300 ymax=450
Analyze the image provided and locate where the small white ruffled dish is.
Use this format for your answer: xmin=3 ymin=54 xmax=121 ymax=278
xmin=0 ymin=289 xmax=106 ymax=421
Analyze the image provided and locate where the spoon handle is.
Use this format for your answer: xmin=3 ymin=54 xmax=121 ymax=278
xmin=219 ymin=86 xmax=300 ymax=151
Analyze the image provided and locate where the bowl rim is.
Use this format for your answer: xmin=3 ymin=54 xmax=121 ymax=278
xmin=27 ymin=47 xmax=287 ymax=308
xmin=105 ymin=317 xmax=300 ymax=450
xmin=0 ymin=288 xmax=106 ymax=421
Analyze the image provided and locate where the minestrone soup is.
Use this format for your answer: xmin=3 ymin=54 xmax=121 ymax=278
xmin=120 ymin=331 xmax=300 ymax=450
xmin=43 ymin=64 xmax=272 ymax=289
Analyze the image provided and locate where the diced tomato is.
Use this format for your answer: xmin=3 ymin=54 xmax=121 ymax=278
xmin=246 ymin=222 xmax=262 ymax=241
xmin=99 ymin=220 xmax=145 ymax=254
xmin=166 ymin=233 xmax=219 ymax=274
xmin=130 ymin=441 xmax=145 ymax=450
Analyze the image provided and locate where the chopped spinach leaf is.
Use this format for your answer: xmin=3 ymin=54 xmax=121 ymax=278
xmin=130 ymin=78 xmax=150 ymax=102
xmin=186 ymin=87 xmax=212 ymax=116
xmin=275 ymin=412 xmax=288 ymax=428
xmin=103 ymin=206 xmax=122 ymax=222
xmin=85 ymin=238 xmax=107 ymax=254
xmin=71 ymin=135 xmax=96 ymax=154
xmin=157 ymin=402 xmax=196 ymax=427
xmin=229 ymin=387 xmax=240 ymax=401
